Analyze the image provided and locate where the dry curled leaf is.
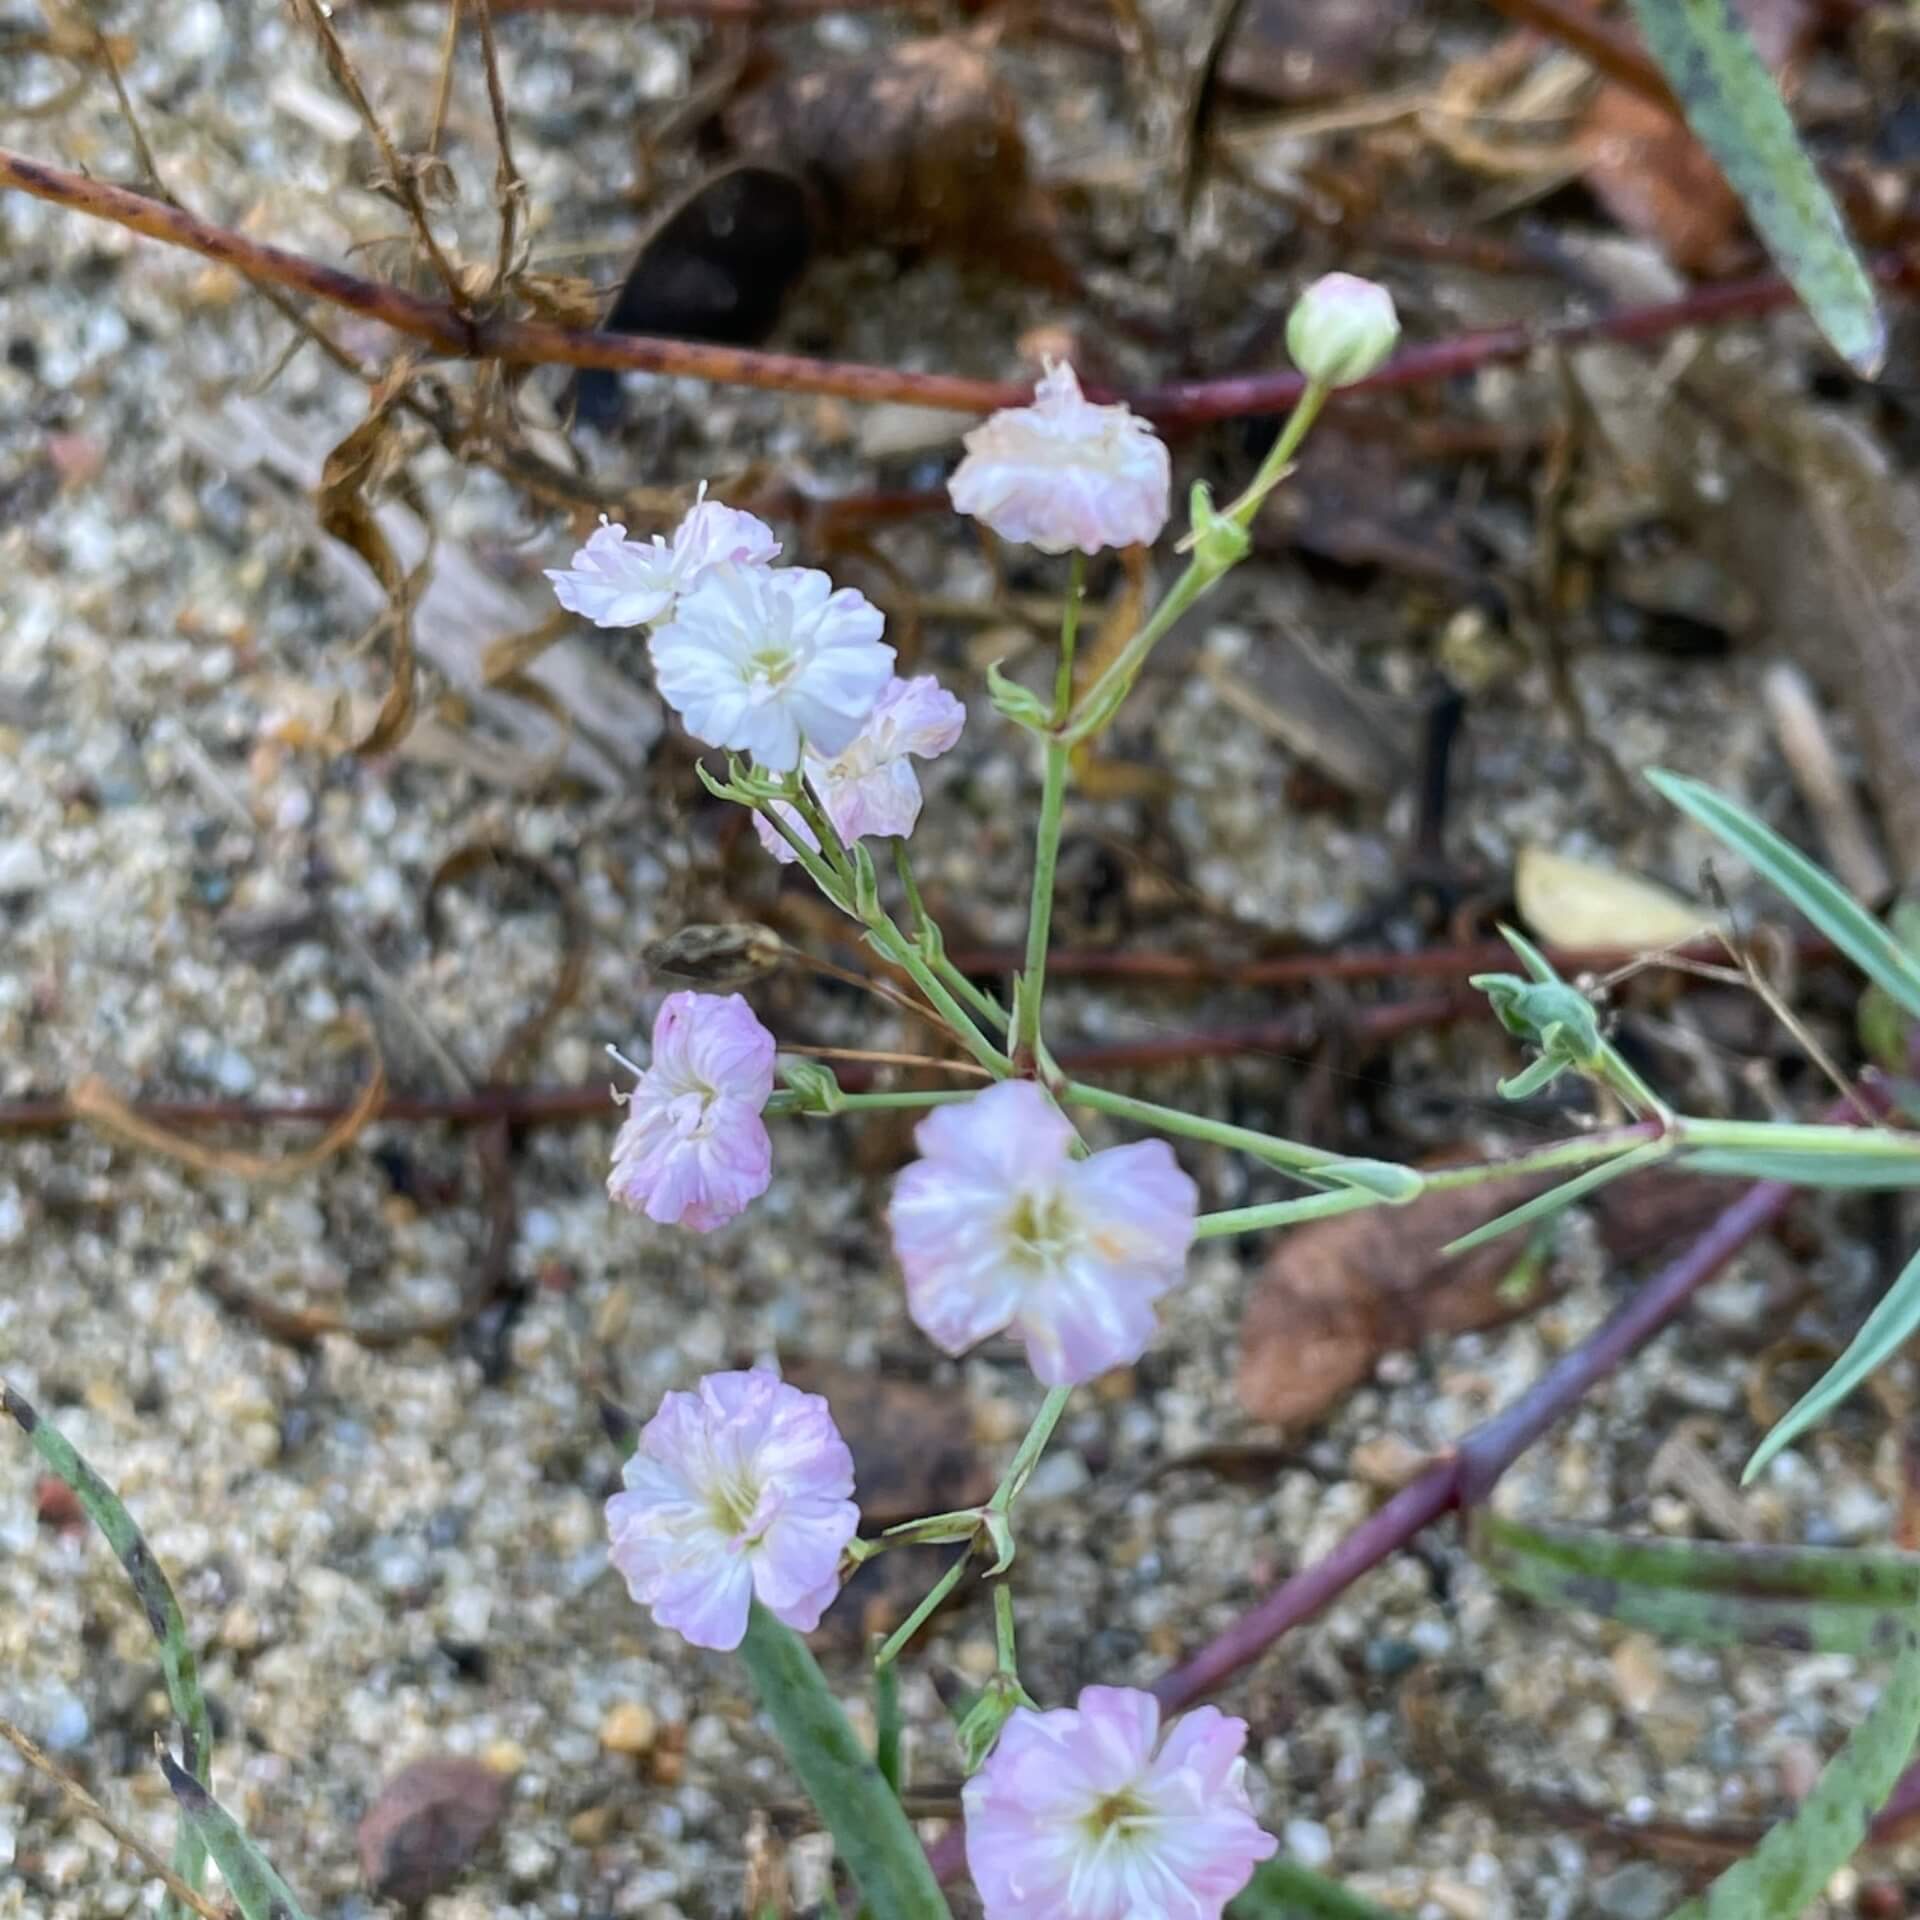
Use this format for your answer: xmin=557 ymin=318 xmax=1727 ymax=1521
xmin=723 ymin=32 xmax=1071 ymax=290
xmin=316 ymin=356 xmax=431 ymax=756
xmin=69 ymin=1016 xmax=385 ymax=1184
xmin=1236 ymin=1162 xmax=1561 ymax=1426
xmin=1515 ymin=846 xmax=1708 ymax=950
xmin=357 ymin=1756 xmax=509 ymax=1907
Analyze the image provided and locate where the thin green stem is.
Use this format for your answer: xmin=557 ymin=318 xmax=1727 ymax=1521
xmin=738 ymin=1605 xmax=952 ymax=1920
xmin=993 ymin=1583 xmax=1020 ymax=1678
xmin=875 ymin=1551 xmax=973 ymax=1668
xmin=989 ymin=1385 xmax=1073 ymax=1512
xmin=1018 ymin=742 xmax=1070 ymax=1060
xmin=873 ymin=1656 xmax=903 ymax=1799
xmin=1674 ymin=1118 xmax=1920 ymax=1160
xmin=1221 ymin=381 xmax=1330 ymax=528
xmin=1017 ymin=556 xmax=1086 ymax=1061
xmin=895 ymin=840 xmax=1011 ymax=1035
xmin=865 ymin=915 xmax=1011 ymax=1075
xmin=1195 ymin=1188 xmax=1383 ymax=1240
xmin=768 ymin=1088 xmax=981 ymax=1116
xmin=1062 ymin=1080 xmax=1353 ymax=1176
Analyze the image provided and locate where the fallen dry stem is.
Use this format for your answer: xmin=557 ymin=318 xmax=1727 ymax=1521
xmin=4 ymin=145 xmax=1910 ymax=419
xmin=0 ymin=1718 xmax=231 ymax=1920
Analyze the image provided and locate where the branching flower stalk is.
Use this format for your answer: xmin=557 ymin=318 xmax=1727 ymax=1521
xmin=560 ymin=272 xmax=1920 ymax=1920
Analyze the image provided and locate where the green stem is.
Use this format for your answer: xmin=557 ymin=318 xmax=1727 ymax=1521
xmin=738 ymin=1605 xmax=952 ymax=1920
xmin=895 ymin=840 xmax=1012 ymax=1036
xmin=1063 ymin=382 xmax=1332 ymax=749
xmin=1195 ymin=1187 xmax=1383 ymax=1240
xmin=873 ymin=1656 xmax=903 ymax=1799
xmin=1674 ymin=1118 xmax=1920 ymax=1160
xmin=866 ymin=915 xmax=1011 ymax=1076
xmin=768 ymin=1088 xmax=981 ymax=1116
xmin=1018 ymin=741 xmax=1071 ymax=1059
xmin=1062 ymin=1080 xmax=1356 ymax=1177
xmin=1018 ymin=555 xmax=1086 ymax=1061
xmin=993 ymin=1582 xmax=1020 ymax=1678
xmin=875 ymin=1551 xmax=973 ymax=1668
xmin=989 ymin=1385 xmax=1073 ymax=1512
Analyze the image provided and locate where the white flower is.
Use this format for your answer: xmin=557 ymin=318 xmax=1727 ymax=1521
xmin=546 ymin=493 xmax=780 ymax=629
xmin=947 ymin=361 xmax=1170 ymax=556
xmin=1285 ymin=273 xmax=1400 ymax=389
xmin=754 ymin=675 xmax=966 ymax=863
xmin=649 ymin=564 xmax=895 ymax=773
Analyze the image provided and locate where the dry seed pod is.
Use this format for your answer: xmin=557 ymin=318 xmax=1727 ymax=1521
xmin=643 ymin=922 xmax=786 ymax=988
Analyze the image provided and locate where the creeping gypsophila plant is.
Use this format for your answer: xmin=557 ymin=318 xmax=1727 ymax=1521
xmin=547 ymin=272 xmax=1920 ymax=1920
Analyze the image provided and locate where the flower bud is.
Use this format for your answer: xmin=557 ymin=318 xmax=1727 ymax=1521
xmin=1285 ymin=273 xmax=1399 ymax=389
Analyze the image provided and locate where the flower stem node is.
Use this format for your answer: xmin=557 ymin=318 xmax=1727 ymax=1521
xmin=1184 ymin=480 xmax=1251 ymax=579
xmin=848 ymin=842 xmax=883 ymax=923
xmin=1285 ymin=271 xmax=1401 ymax=389
xmin=957 ymin=1672 xmax=1038 ymax=1776
xmin=1472 ymin=972 xmax=1608 ymax=1099
xmin=779 ymin=1059 xmax=845 ymax=1117
xmin=987 ymin=660 xmax=1055 ymax=736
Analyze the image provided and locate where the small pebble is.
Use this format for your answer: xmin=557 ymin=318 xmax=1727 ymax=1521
xmin=600 ymin=1702 xmax=658 ymax=1756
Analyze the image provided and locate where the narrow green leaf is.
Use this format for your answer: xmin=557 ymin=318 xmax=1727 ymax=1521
xmin=737 ymin=1605 xmax=952 ymax=1920
xmin=1474 ymin=1513 xmax=1920 ymax=1654
xmin=1624 ymin=0 xmax=1882 ymax=375
xmin=159 ymin=1751 xmax=313 ymax=1920
xmin=1230 ymin=1857 xmax=1398 ymax=1920
xmin=1745 ymin=1241 xmax=1920 ymax=1481
xmin=4 ymin=1383 xmax=214 ymax=1918
xmin=1678 ymin=1147 xmax=1920 ymax=1188
xmin=1648 ymin=770 xmax=1920 ymax=1020
xmin=1666 ymin=1620 xmax=1920 ymax=1918
xmin=1442 ymin=1140 xmax=1670 ymax=1256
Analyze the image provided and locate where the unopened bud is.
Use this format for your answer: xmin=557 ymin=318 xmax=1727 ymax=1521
xmin=1285 ymin=273 xmax=1399 ymax=389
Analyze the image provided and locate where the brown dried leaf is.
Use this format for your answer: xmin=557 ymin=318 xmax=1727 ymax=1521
xmin=1236 ymin=1162 xmax=1559 ymax=1426
xmin=723 ymin=32 xmax=1071 ymax=290
xmin=357 ymin=1757 xmax=509 ymax=1906
xmin=69 ymin=1017 xmax=385 ymax=1184
xmin=316 ymin=356 xmax=431 ymax=757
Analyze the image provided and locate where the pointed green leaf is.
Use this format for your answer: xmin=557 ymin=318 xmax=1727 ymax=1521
xmin=1665 ymin=1620 xmax=1920 ymax=1918
xmin=1746 ymin=1241 xmax=1920 ymax=1481
xmin=1624 ymin=0 xmax=1882 ymax=376
xmin=1230 ymin=1858 xmax=1398 ymax=1920
xmin=1443 ymin=1140 xmax=1671 ymax=1255
xmin=1474 ymin=1513 xmax=1920 ymax=1653
xmin=1648 ymin=770 xmax=1920 ymax=1020
xmin=1678 ymin=1147 xmax=1920 ymax=1188
xmin=4 ymin=1384 xmax=214 ymax=1918
xmin=160 ymin=1752 xmax=312 ymax=1920
xmin=1321 ymin=1159 xmax=1425 ymax=1203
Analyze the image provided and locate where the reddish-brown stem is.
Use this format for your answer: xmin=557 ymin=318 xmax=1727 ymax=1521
xmin=1152 ymin=1170 xmax=1797 ymax=1708
xmin=0 ymin=997 xmax=1462 ymax=1141
xmin=947 ymin=936 xmax=1837 ymax=990
xmin=3 ymin=146 xmax=1912 ymax=422
xmin=1480 ymin=0 xmax=1678 ymax=114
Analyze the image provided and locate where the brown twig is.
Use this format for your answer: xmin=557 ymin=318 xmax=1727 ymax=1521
xmin=3 ymin=146 xmax=1911 ymax=419
xmin=946 ymin=934 xmax=1837 ymax=989
xmin=469 ymin=0 xmax=526 ymax=293
xmin=287 ymin=0 xmax=470 ymax=306
xmin=0 ymin=1718 xmax=231 ymax=1920
xmin=1479 ymin=0 xmax=1678 ymax=115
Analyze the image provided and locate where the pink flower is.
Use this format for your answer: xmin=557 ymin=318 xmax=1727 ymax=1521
xmin=964 ymin=1686 xmax=1276 ymax=1920
xmin=608 ymin=992 xmax=775 ymax=1231
xmin=649 ymin=564 xmax=895 ymax=773
xmin=606 ymin=1368 xmax=860 ymax=1650
xmin=546 ymin=491 xmax=781 ymax=629
xmin=948 ymin=361 xmax=1170 ymax=555
xmin=887 ymin=1082 xmax=1197 ymax=1385
xmin=754 ymin=675 xmax=967 ymax=863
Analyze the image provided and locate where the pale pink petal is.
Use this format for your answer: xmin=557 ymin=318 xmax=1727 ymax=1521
xmin=908 ymin=1081 xmax=1076 ymax=1187
xmin=826 ymin=758 xmax=926 ymax=844
xmin=672 ymin=496 xmax=781 ymax=575
xmin=963 ymin=1688 xmax=1273 ymax=1920
xmin=869 ymin=675 xmax=966 ymax=760
xmin=682 ymin=997 xmax=777 ymax=1100
xmin=1062 ymin=1140 xmax=1198 ymax=1280
xmin=605 ymin=1369 xmax=860 ymax=1652
xmin=546 ymin=520 xmax=680 ymax=628
xmin=948 ymin=362 xmax=1170 ymax=556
